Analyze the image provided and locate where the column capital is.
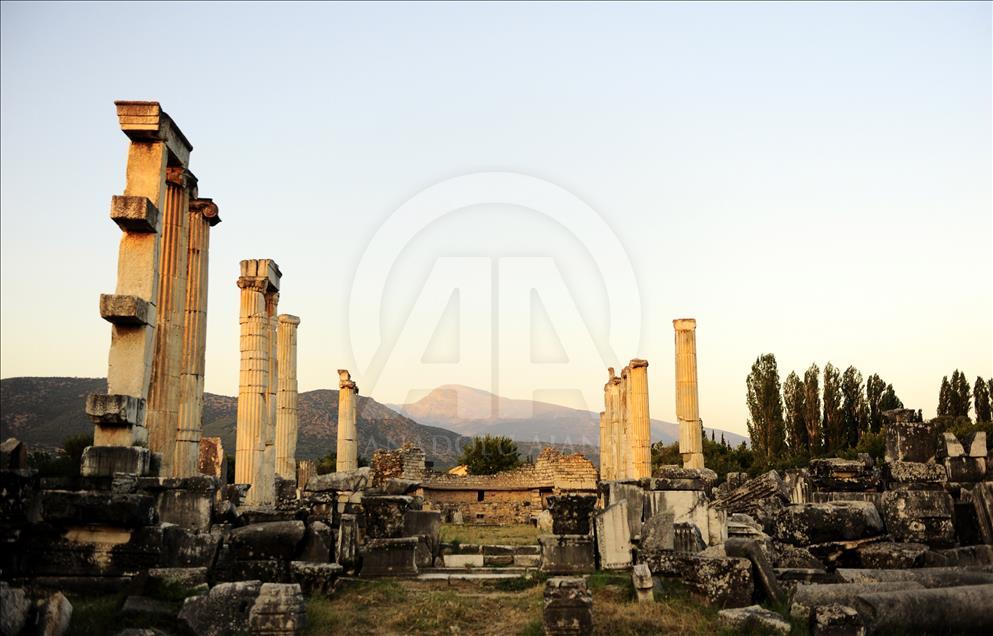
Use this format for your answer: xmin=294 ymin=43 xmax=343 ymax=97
xmin=115 ymin=101 xmax=192 ymax=168
xmin=629 ymin=358 xmax=649 ymax=369
xmin=278 ymin=314 xmax=301 ymax=326
xmin=240 ymin=259 xmax=281 ymax=292
xmin=190 ymin=198 xmax=221 ymax=226
xmin=673 ymin=318 xmax=697 ymax=331
xmin=166 ymin=166 xmax=198 ymax=193
xmin=237 ymin=277 xmax=269 ymax=293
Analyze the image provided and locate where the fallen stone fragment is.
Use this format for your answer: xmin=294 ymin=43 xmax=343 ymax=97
xmin=546 ymin=494 xmax=597 ymax=535
xmin=179 ymin=580 xmax=263 ymax=636
xmin=773 ymin=501 xmax=884 ymax=546
xmin=879 ymin=490 xmax=955 ymax=547
xmin=594 ymin=500 xmax=632 ymax=569
xmin=632 ymin=563 xmax=654 ymax=603
xmin=641 ymin=551 xmax=754 ymax=607
xmin=640 ymin=512 xmax=675 ymax=552
xmin=717 ymin=605 xmax=790 ymax=635
xmin=725 ymin=537 xmax=786 ymax=606
xmin=543 ymin=577 xmax=593 ymax=636
xmin=853 ymin=584 xmax=993 ymax=634
xmin=791 ymin=581 xmax=925 ymax=622
xmin=809 ymin=459 xmax=881 ymax=493
xmin=248 ymin=583 xmax=306 ymax=635
xmin=813 ymin=603 xmax=864 ymax=636
xmin=836 ymin=567 xmax=993 ymax=587
xmin=360 ymin=537 xmax=419 ymax=577
xmin=228 ymin=521 xmax=306 ymax=560
xmin=289 ymin=562 xmax=343 ymax=596
xmin=856 ymin=541 xmax=928 ymax=569
xmin=539 ymin=534 xmax=595 ymax=575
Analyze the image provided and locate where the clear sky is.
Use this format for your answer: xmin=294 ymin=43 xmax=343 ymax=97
xmin=1 ymin=2 xmax=990 ymax=437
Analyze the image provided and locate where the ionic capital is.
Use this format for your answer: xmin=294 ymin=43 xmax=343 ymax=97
xmin=190 ymin=198 xmax=221 ymax=227
xmin=673 ymin=318 xmax=697 ymax=332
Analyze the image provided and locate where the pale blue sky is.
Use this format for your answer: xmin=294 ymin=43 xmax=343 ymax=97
xmin=1 ymin=2 xmax=990 ymax=436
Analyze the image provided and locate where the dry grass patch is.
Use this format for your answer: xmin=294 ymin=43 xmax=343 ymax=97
xmin=440 ymin=523 xmax=541 ymax=546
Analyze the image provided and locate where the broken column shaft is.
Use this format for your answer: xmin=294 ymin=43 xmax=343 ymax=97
xmin=603 ymin=369 xmax=624 ymax=481
xmin=674 ymin=318 xmax=704 ymax=469
xmin=336 ymin=370 xmax=358 ymax=472
xmin=628 ymin=359 xmax=651 ymax=479
xmin=275 ymin=314 xmax=301 ymax=479
xmin=173 ymin=198 xmax=220 ymax=477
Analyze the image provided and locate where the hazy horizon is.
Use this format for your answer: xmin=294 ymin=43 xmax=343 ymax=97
xmin=2 ymin=2 xmax=991 ymax=437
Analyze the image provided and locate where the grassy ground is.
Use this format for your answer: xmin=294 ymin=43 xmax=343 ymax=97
xmin=439 ymin=523 xmax=541 ymax=546
xmin=305 ymin=573 xmax=736 ymax=636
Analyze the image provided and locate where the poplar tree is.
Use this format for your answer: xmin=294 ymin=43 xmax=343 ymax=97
xmin=950 ymin=370 xmax=972 ymax=419
xmin=974 ymin=377 xmax=992 ymax=423
xmin=866 ymin=373 xmax=886 ymax=433
xmin=937 ymin=376 xmax=952 ymax=417
xmin=783 ymin=371 xmax=808 ymax=455
xmin=822 ymin=363 xmax=844 ymax=453
xmin=746 ymin=354 xmax=786 ymax=461
xmin=803 ymin=364 xmax=822 ymax=455
xmin=841 ymin=366 xmax=867 ymax=448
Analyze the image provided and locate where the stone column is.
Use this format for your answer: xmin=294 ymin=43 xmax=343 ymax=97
xmin=336 ymin=370 xmax=359 ymax=472
xmin=628 ymin=359 xmax=651 ymax=479
xmin=84 ymin=102 xmax=192 ymax=475
xmin=145 ymin=167 xmax=196 ymax=475
xmin=275 ymin=314 xmax=301 ymax=479
xmin=674 ymin=319 xmax=704 ymax=469
xmin=602 ymin=368 xmax=624 ymax=482
xmin=174 ymin=198 xmax=220 ymax=477
xmin=256 ymin=289 xmax=280 ymax=503
xmin=619 ymin=366 xmax=631 ymax=480
xmin=235 ymin=259 xmax=281 ymax=505
xmin=598 ymin=410 xmax=608 ymax=481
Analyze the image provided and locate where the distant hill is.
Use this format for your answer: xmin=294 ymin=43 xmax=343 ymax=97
xmin=0 ymin=377 xmax=468 ymax=467
xmin=392 ymin=384 xmax=749 ymax=447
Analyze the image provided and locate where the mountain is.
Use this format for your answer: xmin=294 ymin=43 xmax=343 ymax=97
xmin=0 ymin=377 xmax=467 ymax=467
xmin=392 ymin=384 xmax=749 ymax=447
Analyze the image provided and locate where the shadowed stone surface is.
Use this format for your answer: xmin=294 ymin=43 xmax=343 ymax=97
xmin=879 ymin=490 xmax=955 ymax=547
xmin=360 ymin=537 xmax=419 ymax=577
xmin=773 ymin=502 xmax=884 ymax=546
xmin=539 ymin=534 xmax=595 ymax=575
xmin=543 ymin=577 xmax=593 ymax=636
xmin=547 ymin=494 xmax=597 ymax=535
xmin=718 ymin=605 xmax=790 ymax=635
xmin=853 ymin=584 xmax=993 ymax=634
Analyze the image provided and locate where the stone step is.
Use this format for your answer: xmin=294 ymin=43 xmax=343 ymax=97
xmin=416 ymin=571 xmax=527 ymax=581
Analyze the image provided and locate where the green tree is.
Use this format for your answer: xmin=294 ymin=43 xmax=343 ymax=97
xmin=950 ymin=370 xmax=972 ymax=419
xmin=803 ymin=364 xmax=822 ymax=455
xmin=878 ymin=384 xmax=903 ymax=412
xmin=822 ymin=363 xmax=844 ymax=453
xmin=938 ymin=376 xmax=952 ymax=417
xmin=866 ymin=374 xmax=903 ymax=433
xmin=783 ymin=371 xmax=808 ymax=456
xmin=745 ymin=353 xmax=786 ymax=461
xmin=841 ymin=366 xmax=867 ymax=448
xmin=975 ymin=377 xmax=992 ymax=423
xmin=458 ymin=435 xmax=522 ymax=475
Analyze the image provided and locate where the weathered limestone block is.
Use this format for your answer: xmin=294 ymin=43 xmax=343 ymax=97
xmin=179 ymin=580 xmax=262 ymax=636
xmin=856 ymin=541 xmax=928 ymax=569
xmin=363 ymin=495 xmax=413 ymax=539
xmin=335 ymin=370 xmax=358 ymax=473
xmin=640 ymin=551 xmax=754 ymax=608
xmin=713 ymin=470 xmax=790 ymax=532
xmin=547 ymin=494 xmax=597 ymax=535
xmin=248 ymin=582 xmax=306 ymax=635
xmin=110 ymin=195 xmax=159 ymax=233
xmin=773 ymin=502 xmax=884 ymax=546
xmin=360 ymin=537 xmax=419 ymax=577
xmin=673 ymin=522 xmax=706 ymax=553
xmin=404 ymin=510 xmax=441 ymax=559
xmin=297 ymin=521 xmax=333 ymax=562
xmin=879 ymin=490 xmax=955 ymax=547
xmin=924 ymin=544 xmax=993 ymax=568
xmin=883 ymin=461 xmax=946 ymax=486
xmin=335 ymin=513 xmax=359 ymax=571
xmin=35 ymin=591 xmax=73 ymax=636
xmin=809 ymin=491 xmax=884 ymax=511
xmin=539 ymin=534 xmax=595 ymax=575
xmin=290 ymin=562 xmax=343 ymax=596
xmin=640 ymin=511 xmax=675 ymax=552
xmin=809 ymin=459 xmax=881 ymax=493
xmin=791 ymin=581 xmax=924 ymax=623
xmin=594 ymin=500 xmax=632 ymax=569
xmin=442 ymin=553 xmax=484 ymax=567
xmin=771 ymin=541 xmax=823 ymax=569
xmin=0 ymin=438 xmax=27 ymax=471
xmin=836 ymin=567 xmax=993 ymax=587
xmin=853 ymin=584 xmax=993 ymax=634
xmin=197 ymin=437 xmax=224 ymax=479
xmin=943 ymin=431 xmax=987 ymax=458
xmin=100 ymin=294 xmax=151 ymax=327
xmin=80 ymin=445 xmax=151 ymax=478
xmin=304 ymin=468 xmax=370 ymax=493
xmin=603 ymin=481 xmax=644 ymax=539
xmin=885 ymin=420 xmax=937 ymax=463
xmin=85 ymin=394 xmax=147 ymax=429
xmin=645 ymin=490 xmax=713 ymax=543
xmin=543 ymin=577 xmax=593 ymax=636
xmin=160 ymin=525 xmax=221 ymax=568
xmin=228 ymin=521 xmax=306 ymax=560
xmin=632 ymin=563 xmax=654 ymax=602
xmin=147 ymin=566 xmax=209 ymax=588
xmin=945 ymin=456 xmax=989 ymax=483
xmin=41 ymin=491 xmax=156 ymax=527
xmin=717 ymin=605 xmax=790 ymax=635
xmin=975 ymin=481 xmax=993 ymax=545
xmin=812 ymin=604 xmax=864 ymax=636
xmin=1 ymin=581 xmax=30 ymax=636
xmin=725 ymin=537 xmax=786 ymax=606
xmin=784 ymin=469 xmax=812 ymax=504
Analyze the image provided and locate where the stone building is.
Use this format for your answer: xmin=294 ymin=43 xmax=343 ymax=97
xmin=422 ymin=448 xmax=597 ymax=525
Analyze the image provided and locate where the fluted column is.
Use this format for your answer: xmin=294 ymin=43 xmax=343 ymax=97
xmin=628 ymin=359 xmax=651 ymax=478
xmin=253 ymin=290 xmax=280 ymax=504
xmin=275 ymin=314 xmax=300 ymax=479
xmin=174 ymin=198 xmax=220 ymax=477
xmin=598 ymin=410 xmax=608 ymax=480
xmin=146 ymin=167 xmax=195 ymax=475
xmin=236 ymin=259 xmax=281 ymax=505
xmin=602 ymin=368 xmax=623 ymax=481
xmin=619 ymin=366 xmax=631 ymax=480
xmin=336 ymin=370 xmax=358 ymax=472
xmin=674 ymin=319 xmax=704 ymax=469
xmin=87 ymin=101 xmax=192 ymax=452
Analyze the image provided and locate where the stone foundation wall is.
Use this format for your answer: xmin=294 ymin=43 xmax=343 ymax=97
xmin=424 ymin=488 xmax=543 ymax=525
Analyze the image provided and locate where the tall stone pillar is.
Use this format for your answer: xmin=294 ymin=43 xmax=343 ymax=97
xmin=275 ymin=314 xmax=301 ymax=479
xmin=619 ymin=366 xmax=631 ymax=480
xmin=146 ymin=167 xmax=196 ymax=475
xmin=336 ymin=370 xmax=359 ymax=472
xmin=84 ymin=102 xmax=192 ymax=476
xmin=174 ymin=198 xmax=220 ymax=477
xmin=235 ymin=259 xmax=281 ymax=505
xmin=257 ymin=289 xmax=280 ymax=503
xmin=628 ymin=359 xmax=651 ymax=479
xmin=602 ymin=368 xmax=624 ymax=482
xmin=598 ymin=410 xmax=608 ymax=480
xmin=674 ymin=319 xmax=704 ymax=469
